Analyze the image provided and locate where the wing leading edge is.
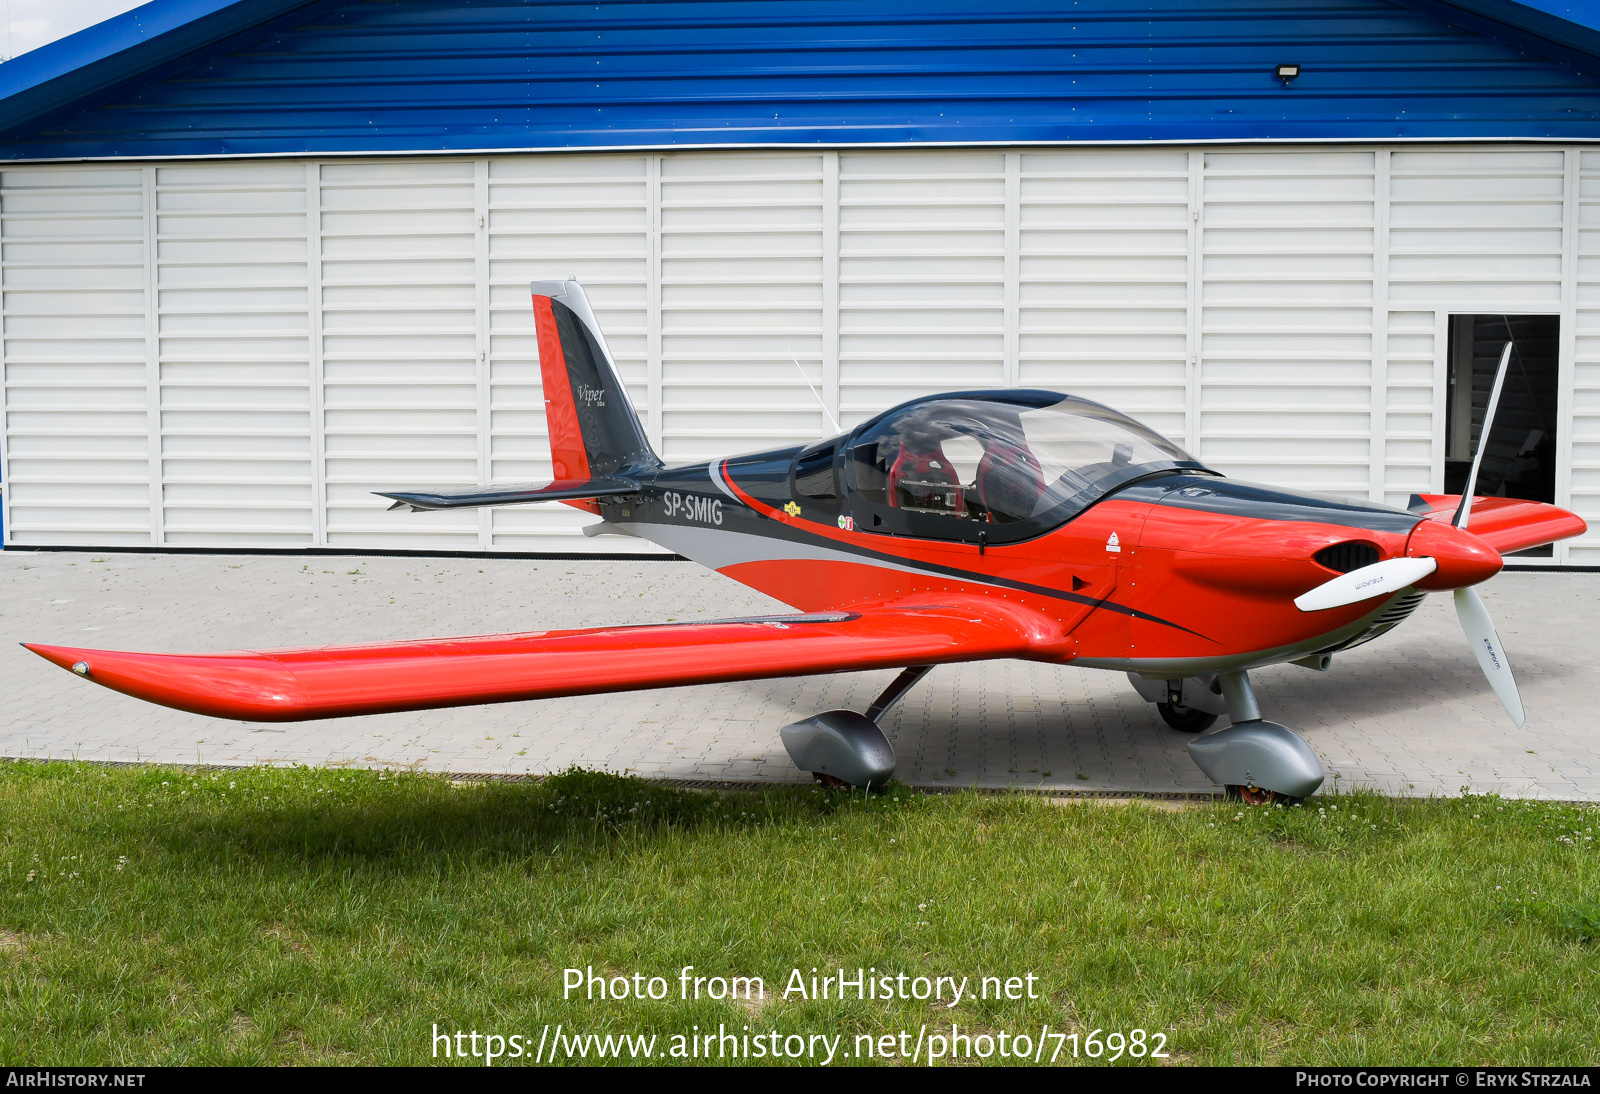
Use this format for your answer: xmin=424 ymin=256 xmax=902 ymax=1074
xmin=1407 ymin=494 xmax=1586 ymax=555
xmin=23 ymin=597 xmax=1072 ymax=723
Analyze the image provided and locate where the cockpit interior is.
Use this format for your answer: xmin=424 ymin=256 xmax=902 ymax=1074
xmin=835 ymin=391 xmax=1208 ymax=543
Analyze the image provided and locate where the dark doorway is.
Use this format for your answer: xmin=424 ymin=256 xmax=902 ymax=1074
xmin=1445 ymin=314 xmax=1560 ymax=556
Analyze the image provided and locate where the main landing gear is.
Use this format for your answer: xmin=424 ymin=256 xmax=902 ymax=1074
xmin=1156 ymin=701 xmax=1218 ymax=734
xmin=779 ymin=666 xmax=929 ymax=791
xmin=780 ymin=664 xmax=1326 ymax=803
xmin=1128 ymin=673 xmax=1226 ymax=734
xmin=1129 ymin=669 xmax=1325 ymax=804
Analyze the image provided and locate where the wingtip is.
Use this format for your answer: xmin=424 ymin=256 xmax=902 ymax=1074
xmin=21 ymin=643 xmax=88 ymax=672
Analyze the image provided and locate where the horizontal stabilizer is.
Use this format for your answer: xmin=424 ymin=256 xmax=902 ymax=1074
xmin=23 ymin=596 xmax=1072 ymax=722
xmin=377 ymin=476 xmax=641 ymax=511
xmin=1406 ymin=494 xmax=1587 ymax=555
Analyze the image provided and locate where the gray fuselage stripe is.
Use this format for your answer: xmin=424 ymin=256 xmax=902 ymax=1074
xmin=618 ymin=521 xmax=934 ymax=582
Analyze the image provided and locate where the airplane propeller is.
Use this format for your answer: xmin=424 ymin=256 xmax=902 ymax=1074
xmin=1294 ymin=339 xmax=1526 ymax=727
xmin=1453 ymin=585 xmax=1525 ymax=727
xmin=1292 ymin=556 xmax=1438 ymax=612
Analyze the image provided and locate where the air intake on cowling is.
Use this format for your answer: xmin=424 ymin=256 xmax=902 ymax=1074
xmin=1314 ymin=541 xmax=1380 ymax=573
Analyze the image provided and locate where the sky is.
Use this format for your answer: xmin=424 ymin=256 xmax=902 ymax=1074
xmin=3 ymin=0 xmax=146 ymax=61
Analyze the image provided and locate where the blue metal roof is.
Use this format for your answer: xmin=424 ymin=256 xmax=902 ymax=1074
xmin=2 ymin=0 xmax=1600 ymax=160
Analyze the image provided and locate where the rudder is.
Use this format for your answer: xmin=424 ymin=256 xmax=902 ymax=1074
xmin=532 ymin=279 xmax=661 ymax=493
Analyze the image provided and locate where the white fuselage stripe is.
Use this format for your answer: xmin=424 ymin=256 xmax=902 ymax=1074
xmin=707 ymin=460 xmax=741 ymax=504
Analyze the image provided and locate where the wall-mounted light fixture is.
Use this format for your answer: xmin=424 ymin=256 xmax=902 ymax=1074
xmin=1275 ymin=63 xmax=1301 ymax=84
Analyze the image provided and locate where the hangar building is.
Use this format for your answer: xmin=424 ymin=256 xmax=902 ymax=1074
xmin=0 ymin=0 xmax=1598 ymax=563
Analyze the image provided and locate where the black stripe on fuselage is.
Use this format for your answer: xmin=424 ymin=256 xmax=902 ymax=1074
xmin=823 ymin=536 xmax=1216 ymax=640
xmin=1126 ymin=477 xmax=1422 ymax=534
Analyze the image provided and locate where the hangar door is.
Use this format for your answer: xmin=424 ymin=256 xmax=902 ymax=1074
xmin=2 ymin=148 xmax=1595 ymax=562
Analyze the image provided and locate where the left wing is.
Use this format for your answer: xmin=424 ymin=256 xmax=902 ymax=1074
xmin=1408 ymin=494 xmax=1586 ymax=555
xmin=23 ymin=597 xmax=1071 ymax=722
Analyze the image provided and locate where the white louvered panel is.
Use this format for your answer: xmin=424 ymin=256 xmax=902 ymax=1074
xmin=1389 ymin=150 xmax=1566 ymax=310
xmin=1200 ymin=151 xmax=1375 ymax=496
xmin=485 ymin=154 xmax=655 ymax=551
xmin=1388 ymin=149 xmax=1569 ymax=543
xmin=838 ymin=152 xmax=1006 ymax=427
xmin=2 ymin=167 xmax=151 ymax=545
xmin=318 ymin=160 xmax=480 ymax=550
xmin=1017 ymin=149 xmax=1190 ymax=438
xmin=1570 ymin=151 xmax=1600 ymax=564
xmin=1382 ymin=310 xmax=1438 ymax=508
xmin=154 ymin=162 xmax=313 ymax=545
xmin=8 ymin=145 xmax=1600 ymax=563
xmin=659 ymin=153 xmax=826 ymax=459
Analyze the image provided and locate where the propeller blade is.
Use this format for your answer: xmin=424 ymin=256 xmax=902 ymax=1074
xmin=1294 ymin=556 xmax=1439 ymax=612
xmin=1453 ymin=586 xmax=1525 ymax=728
xmin=1454 ymin=340 xmax=1514 ymax=530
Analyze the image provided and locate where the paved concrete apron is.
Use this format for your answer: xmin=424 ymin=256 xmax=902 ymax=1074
xmin=1 ymin=551 xmax=1595 ymax=800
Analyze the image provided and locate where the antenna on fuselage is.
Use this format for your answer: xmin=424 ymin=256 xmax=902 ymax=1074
xmin=791 ymin=353 xmax=841 ymax=434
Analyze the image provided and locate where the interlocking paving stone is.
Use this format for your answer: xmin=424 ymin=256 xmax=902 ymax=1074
xmin=1 ymin=551 xmax=1596 ymax=799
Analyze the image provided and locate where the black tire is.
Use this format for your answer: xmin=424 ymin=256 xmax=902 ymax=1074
xmin=1156 ymin=702 xmax=1218 ymax=734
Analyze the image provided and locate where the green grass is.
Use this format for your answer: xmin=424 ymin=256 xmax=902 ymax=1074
xmin=0 ymin=761 xmax=1595 ymax=1066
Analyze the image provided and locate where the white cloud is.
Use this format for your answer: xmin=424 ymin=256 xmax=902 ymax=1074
xmin=3 ymin=0 xmax=149 ymax=60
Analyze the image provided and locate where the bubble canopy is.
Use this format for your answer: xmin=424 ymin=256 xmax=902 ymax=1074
xmin=844 ymin=390 xmax=1211 ymax=543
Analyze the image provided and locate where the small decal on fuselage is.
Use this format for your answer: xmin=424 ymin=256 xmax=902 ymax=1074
xmin=1106 ymin=532 xmax=1122 ymax=553
xmin=838 ymin=515 xmax=854 ymax=531
xmin=662 ymin=492 xmax=723 ymax=526
xmin=1482 ymin=637 xmax=1501 ymax=670
xmin=784 ymin=502 xmax=802 ymax=517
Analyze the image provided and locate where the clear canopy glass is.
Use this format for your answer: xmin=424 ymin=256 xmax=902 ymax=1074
xmin=847 ymin=391 xmax=1204 ymax=535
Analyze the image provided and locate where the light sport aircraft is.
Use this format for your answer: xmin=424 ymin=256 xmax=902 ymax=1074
xmin=26 ymin=281 xmax=1587 ymax=803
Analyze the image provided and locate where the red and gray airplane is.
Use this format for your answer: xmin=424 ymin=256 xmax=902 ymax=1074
xmin=26 ymin=280 xmax=1586 ymax=803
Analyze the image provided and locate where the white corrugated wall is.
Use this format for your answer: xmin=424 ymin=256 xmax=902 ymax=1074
xmin=1 ymin=145 xmax=1594 ymax=563
xmin=155 ymin=161 xmax=314 ymax=547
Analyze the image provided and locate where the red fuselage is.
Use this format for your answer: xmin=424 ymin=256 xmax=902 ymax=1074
xmin=628 ymin=459 xmax=1543 ymax=681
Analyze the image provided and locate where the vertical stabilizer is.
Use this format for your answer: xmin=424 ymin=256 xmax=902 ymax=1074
xmin=531 ymin=280 xmax=661 ymax=497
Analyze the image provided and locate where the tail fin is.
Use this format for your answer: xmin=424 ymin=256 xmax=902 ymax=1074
xmin=532 ymin=279 xmax=661 ymax=486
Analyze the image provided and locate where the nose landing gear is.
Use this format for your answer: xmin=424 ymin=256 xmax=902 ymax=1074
xmin=1188 ymin=671 xmax=1324 ymax=803
xmin=1131 ymin=669 xmax=1325 ymax=803
xmin=1227 ymin=784 xmax=1296 ymax=806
